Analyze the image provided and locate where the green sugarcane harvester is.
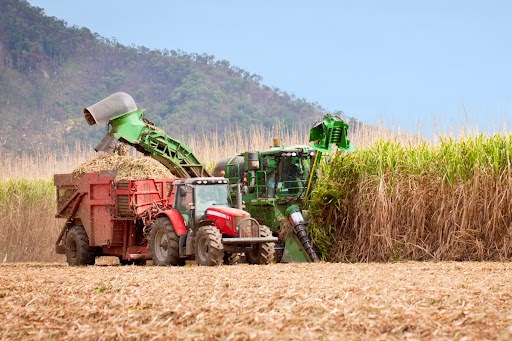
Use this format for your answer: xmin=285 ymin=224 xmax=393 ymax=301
xmin=213 ymin=115 xmax=353 ymax=262
xmin=85 ymin=92 xmax=353 ymax=263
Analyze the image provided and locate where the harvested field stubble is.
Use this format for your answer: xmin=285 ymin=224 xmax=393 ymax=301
xmin=1 ymin=262 xmax=512 ymax=340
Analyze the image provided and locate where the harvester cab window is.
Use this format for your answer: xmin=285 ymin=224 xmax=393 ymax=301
xmin=260 ymin=157 xmax=277 ymax=198
xmin=278 ymin=157 xmax=304 ymax=194
xmin=266 ymin=170 xmax=276 ymax=198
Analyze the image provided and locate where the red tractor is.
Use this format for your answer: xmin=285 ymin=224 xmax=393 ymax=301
xmin=150 ymin=177 xmax=277 ymax=266
xmin=55 ymin=173 xmax=277 ymax=266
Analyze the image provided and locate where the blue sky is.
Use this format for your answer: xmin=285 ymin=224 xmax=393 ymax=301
xmin=28 ymin=0 xmax=512 ymax=136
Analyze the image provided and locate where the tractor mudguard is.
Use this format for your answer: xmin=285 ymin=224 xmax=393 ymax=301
xmin=157 ymin=209 xmax=187 ymax=236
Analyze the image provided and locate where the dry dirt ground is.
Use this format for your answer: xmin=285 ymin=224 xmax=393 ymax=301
xmin=1 ymin=261 xmax=512 ymax=340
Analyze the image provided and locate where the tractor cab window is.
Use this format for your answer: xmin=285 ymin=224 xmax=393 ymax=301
xmin=194 ymin=184 xmax=230 ymax=222
xmin=175 ymin=185 xmax=194 ymax=227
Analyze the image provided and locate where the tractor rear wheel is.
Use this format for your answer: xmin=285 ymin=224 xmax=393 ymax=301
xmin=65 ymin=225 xmax=95 ymax=266
xmin=150 ymin=217 xmax=180 ymax=266
xmin=245 ymin=225 xmax=275 ymax=265
xmin=195 ymin=226 xmax=224 ymax=266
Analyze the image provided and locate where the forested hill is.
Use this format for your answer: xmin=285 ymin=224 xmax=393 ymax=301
xmin=0 ymin=0 xmax=358 ymax=152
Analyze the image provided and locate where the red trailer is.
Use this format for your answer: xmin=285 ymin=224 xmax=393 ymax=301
xmin=54 ymin=171 xmax=277 ymax=266
xmin=54 ymin=171 xmax=175 ymax=265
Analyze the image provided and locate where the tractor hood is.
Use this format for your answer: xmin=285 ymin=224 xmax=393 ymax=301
xmin=206 ymin=206 xmax=251 ymax=236
xmin=206 ymin=206 xmax=250 ymax=219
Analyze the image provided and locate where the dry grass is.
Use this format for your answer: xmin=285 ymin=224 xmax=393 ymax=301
xmin=0 ymin=143 xmax=97 ymax=180
xmin=0 ymin=120 xmax=399 ymax=181
xmin=1 ymin=262 xmax=511 ymax=340
xmin=0 ymin=179 xmax=63 ymax=263
xmin=1 ymin=121 xmax=511 ymax=263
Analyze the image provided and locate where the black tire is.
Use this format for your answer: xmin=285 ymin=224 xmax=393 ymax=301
xmin=65 ymin=225 xmax=95 ymax=266
xmin=245 ymin=225 xmax=275 ymax=265
xmin=223 ymin=252 xmax=241 ymax=265
xmin=195 ymin=226 xmax=224 ymax=266
xmin=149 ymin=217 xmax=180 ymax=266
xmin=119 ymin=259 xmax=146 ymax=266
xmin=274 ymin=241 xmax=285 ymax=263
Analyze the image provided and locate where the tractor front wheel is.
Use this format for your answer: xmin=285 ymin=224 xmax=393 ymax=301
xmin=150 ymin=217 xmax=180 ymax=266
xmin=65 ymin=225 xmax=95 ymax=266
xmin=246 ymin=225 xmax=275 ymax=265
xmin=195 ymin=226 xmax=224 ymax=266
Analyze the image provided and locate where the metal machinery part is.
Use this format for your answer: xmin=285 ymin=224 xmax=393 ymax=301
xmin=84 ymin=92 xmax=209 ymax=179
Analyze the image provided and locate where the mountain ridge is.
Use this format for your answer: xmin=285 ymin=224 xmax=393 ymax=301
xmin=0 ymin=0 xmax=358 ymax=152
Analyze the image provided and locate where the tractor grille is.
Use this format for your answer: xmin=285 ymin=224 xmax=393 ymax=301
xmin=236 ymin=217 xmax=260 ymax=238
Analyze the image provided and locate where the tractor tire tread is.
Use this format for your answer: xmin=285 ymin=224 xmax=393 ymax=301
xmin=246 ymin=225 xmax=275 ymax=265
xmin=150 ymin=216 xmax=180 ymax=266
xmin=196 ymin=225 xmax=224 ymax=266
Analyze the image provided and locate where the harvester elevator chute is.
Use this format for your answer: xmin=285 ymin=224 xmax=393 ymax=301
xmin=84 ymin=92 xmax=210 ymax=179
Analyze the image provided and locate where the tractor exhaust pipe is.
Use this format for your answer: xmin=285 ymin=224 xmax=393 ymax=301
xmin=84 ymin=92 xmax=138 ymax=126
xmin=236 ymin=183 xmax=243 ymax=209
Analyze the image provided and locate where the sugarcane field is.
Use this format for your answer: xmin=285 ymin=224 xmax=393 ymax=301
xmin=3 ymin=2 xmax=512 ymax=340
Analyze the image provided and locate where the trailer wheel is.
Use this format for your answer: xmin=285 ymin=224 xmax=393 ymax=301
xmin=65 ymin=225 xmax=95 ymax=266
xmin=150 ymin=217 xmax=180 ymax=266
xmin=195 ymin=226 xmax=224 ymax=266
xmin=245 ymin=225 xmax=275 ymax=265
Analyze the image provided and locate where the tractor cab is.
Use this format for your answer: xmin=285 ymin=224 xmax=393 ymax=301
xmin=173 ymin=177 xmax=230 ymax=227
